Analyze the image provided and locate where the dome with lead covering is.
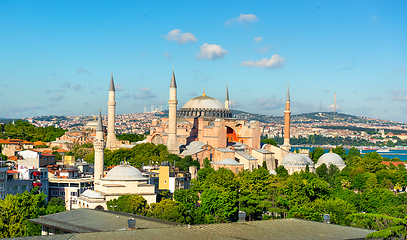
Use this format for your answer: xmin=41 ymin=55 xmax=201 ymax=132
xmin=182 ymin=95 xmax=225 ymax=109
xmin=103 ymin=164 xmax=146 ymax=181
xmin=280 ymin=153 xmax=314 ymax=168
xmin=178 ymin=94 xmax=232 ymax=118
xmin=316 ymin=153 xmax=346 ymax=169
xmin=81 ymin=190 xmax=104 ymax=199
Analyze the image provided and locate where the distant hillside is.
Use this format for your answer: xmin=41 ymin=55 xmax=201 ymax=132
xmin=0 ymin=119 xmax=13 ymax=124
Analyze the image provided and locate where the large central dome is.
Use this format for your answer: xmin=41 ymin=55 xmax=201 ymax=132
xmin=178 ymin=94 xmax=232 ymax=118
xmin=182 ymin=95 xmax=225 ymax=109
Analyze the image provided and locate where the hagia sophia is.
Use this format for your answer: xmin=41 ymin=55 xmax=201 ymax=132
xmin=102 ymin=71 xmax=347 ymax=173
xmin=76 ymin=71 xmax=347 ymax=209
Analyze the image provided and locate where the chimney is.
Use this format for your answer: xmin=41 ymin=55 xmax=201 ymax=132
xmin=323 ymin=214 xmax=330 ymax=224
xmin=127 ymin=218 xmax=136 ymax=230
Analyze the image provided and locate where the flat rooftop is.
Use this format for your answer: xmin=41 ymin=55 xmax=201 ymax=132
xmin=23 ymin=209 xmax=374 ymax=240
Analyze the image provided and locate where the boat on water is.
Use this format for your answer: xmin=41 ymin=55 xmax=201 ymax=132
xmin=377 ymin=148 xmax=390 ymax=153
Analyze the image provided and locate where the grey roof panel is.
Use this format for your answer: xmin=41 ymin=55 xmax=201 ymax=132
xmin=23 ymin=218 xmax=374 ymax=240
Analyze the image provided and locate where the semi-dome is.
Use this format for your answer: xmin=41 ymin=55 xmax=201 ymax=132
xmin=102 ymin=164 xmax=146 ymax=181
xmin=213 ymin=158 xmax=243 ymax=165
xmin=81 ymin=190 xmax=104 ymax=199
xmin=316 ymin=153 xmax=346 ymax=169
xmin=178 ymin=94 xmax=232 ymax=118
xmin=280 ymin=153 xmax=314 ymax=168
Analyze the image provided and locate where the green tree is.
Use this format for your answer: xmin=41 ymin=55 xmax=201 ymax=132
xmin=275 ymin=165 xmax=289 ymax=179
xmin=45 ymin=197 xmax=66 ymax=215
xmin=310 ymin=147 xmax=325 ymax=163
xmin=261 ymin=138 xmax=278 ymax=147
xmin=316 ymin=163 xmax=328 ymax=180
xmin=238 ymin=168 xmax=270 ymax=221
xmin=148 ymin=199 xmax=188 ymax=223
xmin=0 ymin=188 xmax=48 ymax=238
xmin=106 ymin=194 xmax=147 ymax=215
xmin=197 ymin=158 xmax=215 ymax=181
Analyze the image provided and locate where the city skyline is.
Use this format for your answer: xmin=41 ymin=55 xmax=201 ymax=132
xmin=0 ymin=1 xmax=406 ymax=123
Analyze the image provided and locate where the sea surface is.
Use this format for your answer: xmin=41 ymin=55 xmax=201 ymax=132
xmin=290 ymin=147 xmax=407 ymax=161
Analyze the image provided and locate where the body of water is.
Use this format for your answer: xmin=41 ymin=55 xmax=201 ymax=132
xmin=290 ymin=147 xmax=407 ymax=161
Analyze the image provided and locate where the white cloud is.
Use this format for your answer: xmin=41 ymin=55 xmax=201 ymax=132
xmin=254 ymin=37 xmax=262 ymax=42
xmin=50 ymin=94 xmax=64 ymax=101
xmin=62 ymin=81 xmax=71 ymax=89
xmin=132 ymin=87 xmax=156 ymax=99
xmin=76 ymin=68 xmax=90 ymax=74
xmin=391 ymin=90 xmax=407 ymax=101
xmin=196 ymin=43 xmax=228 ymax=60
xmin=164 ymin=52 xmax=172 ymax=58
xmin=255 ymin=45 xmax=269 ymax=54
xmin=254 ymin=96 xmax=283 ymax=110
xmin=225 ymin=13 xmax=258 ymax=26
xmin=163 ymin=29 xmax=197 ymax=44
xmin=73 ymin=84 xmax=81 ymax=91
xmin=115 ymin=84 xmax=123 ymax=91
xmin=241 ymin=54 xmax=285 ymax=69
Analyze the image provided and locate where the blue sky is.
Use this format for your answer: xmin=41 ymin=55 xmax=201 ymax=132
xmin=1 ymin=0 xmax=406 ymax=122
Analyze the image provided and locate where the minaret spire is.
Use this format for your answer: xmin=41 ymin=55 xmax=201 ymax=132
xmin=167 ymin=69 xmax=179 ymax=154
xmin=94 ymin=108 xmax=105 ymax=185
xmin=96 ymin=108 xmax=103 ymax=133
xmin=109 ymin=73 xmax=115 ymax=91
xmin=286 ymin=82 xmax=290 ymax=102
xmin=106 ymin=73 xmax=118 ymax=149
xmin=225 ymin=83 xmax=230 ymax=110
xmin=170 ymin=69 xmax=177 ymax=88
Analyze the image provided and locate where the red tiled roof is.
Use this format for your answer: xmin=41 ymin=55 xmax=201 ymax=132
xmin=382 ymin=161 xmax=405 ymax=166
xmin=7 ymin=170 xmax=19 ymax=174
xmin=41 ymin=153 xmax=55 ymax=156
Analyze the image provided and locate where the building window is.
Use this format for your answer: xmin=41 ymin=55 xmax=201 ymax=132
xmin=21 ymin=185 xmax=27 ymax=191
xmin=51 ymin=190 xmax=58 ymax=196
xmin=70 ymin=192 xmax=77 ymax=197
xmin=13 ymin=186 xmax=19 ymax=191
xmin=7 ymin=186 xmax=11 ymax=192
xmin=59 ymin=191 xmax=65 ymax=196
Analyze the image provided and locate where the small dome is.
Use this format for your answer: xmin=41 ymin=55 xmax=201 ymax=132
xmin=182 ymin=95 xmax=225 ymax=109
xmin=213 ymin=158 xmax=243 ymax=165
xmin=102 ymin=165 xmax=146 ymax=181
xmin=81 ymin=190 xmax=104 ymax=199
xmin=269 ymin=170 xmax=277 ymax=175
xmin=280 ymin=153 xmax=314 ymax=168
xmin=316 ymin=153 xmax=346 ymax=168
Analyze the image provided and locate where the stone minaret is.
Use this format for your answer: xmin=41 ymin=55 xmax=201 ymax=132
xmin=167 ymin=70 xmax=179 ymax=154
xmin=106 ymin=73 xmax=117 ymax=149
xmin=94 ymin=109 xmax=105 ymax=184
xmin=283 ymin=82 xmax=291 ymax=151
xmin=225 ymin=84 xmax=230 ymax=110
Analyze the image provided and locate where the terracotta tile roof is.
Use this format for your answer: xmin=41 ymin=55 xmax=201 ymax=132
xmin=382 ymin=161 xmax=405 ymax=166
xmin=7 ymin=170 xmax=19 ymax=174
xmin=41 ymin=153 xmax=55 ymax=156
